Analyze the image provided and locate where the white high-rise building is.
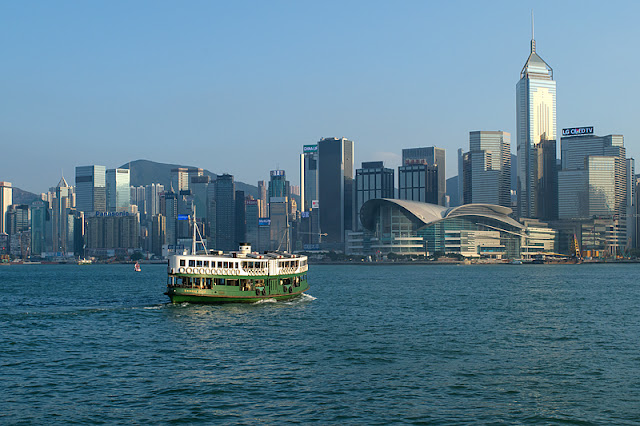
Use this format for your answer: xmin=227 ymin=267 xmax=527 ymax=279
xmin=0 ymin=181 xmax=12 ymax=234
xmin=516 ymin=25 xmax=556 ymax=218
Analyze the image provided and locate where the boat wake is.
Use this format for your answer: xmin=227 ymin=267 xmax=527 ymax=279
xmin=253 ymin=298 xmax=278 ymax=304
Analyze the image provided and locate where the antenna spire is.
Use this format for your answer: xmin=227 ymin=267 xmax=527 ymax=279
xmin=531 ymin=10 xmax=536 ymax=53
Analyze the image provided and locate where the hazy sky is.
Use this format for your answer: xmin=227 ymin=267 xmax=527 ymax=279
xmin=2 ymin=0 xmax=639 ymax=194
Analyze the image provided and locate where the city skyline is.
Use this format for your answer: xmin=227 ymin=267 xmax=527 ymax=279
xmin=2 ymin=1 xmax=640 ymax=194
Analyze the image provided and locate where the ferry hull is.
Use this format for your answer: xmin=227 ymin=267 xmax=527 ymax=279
xmin=166 ymin=285 xmax=309 ymax=304
xmin=165 ymin=287 xmax=308 ymax=304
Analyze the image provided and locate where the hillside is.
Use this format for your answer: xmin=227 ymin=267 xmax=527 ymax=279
xmin=120 ymin=159 xmax=258 ymax=198
xmin=12 ymin=187 xmax=39 ymax=205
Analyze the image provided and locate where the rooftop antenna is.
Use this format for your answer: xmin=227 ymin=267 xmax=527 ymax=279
xmin=531 ymin=10 xmax=536 ymax=53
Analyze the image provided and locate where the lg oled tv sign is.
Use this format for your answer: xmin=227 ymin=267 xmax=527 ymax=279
xmin=562 ymin=127 xmax=594 ymax=137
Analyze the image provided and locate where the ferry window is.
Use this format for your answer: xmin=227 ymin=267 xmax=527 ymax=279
xmin=204 ymin=261 xmax=209 ymax=267
xmin=206 ymin=278 xmax=212 ymax=286
xmin=223 ymin=262 xmax=229 ymax=268
xmin=242 ymin=262 xmax=247 ymax=268
xmin=234 ymin=263 xmax=238 ymax=269
xmin=217 ymin=262 xmax=223 ymax=268
xmin=180 ymin=259 xmax=185 ymax=267
xmin=220 ymin=278 xmax=225 ymax=285
xmin=196 ymin=260 xmax=203 ymax=267
xmin=189 ymin=260 xmax=195 ymax=267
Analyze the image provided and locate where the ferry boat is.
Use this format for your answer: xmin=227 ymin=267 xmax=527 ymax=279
xmin=134 ymin=261 xmax=141 ymax=272
xmin=165 ymin=225 xmax=309 ymax=303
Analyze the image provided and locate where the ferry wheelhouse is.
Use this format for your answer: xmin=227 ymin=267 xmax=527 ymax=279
xmin=166 ymin=242 xmax=309 ymax=304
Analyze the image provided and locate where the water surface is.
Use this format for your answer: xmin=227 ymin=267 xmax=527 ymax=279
xmin=1 ymin=263 xmax=639 ymax=424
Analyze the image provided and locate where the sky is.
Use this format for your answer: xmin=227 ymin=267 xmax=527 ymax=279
xmin=2 ymin=0 xmax=639 ymax=194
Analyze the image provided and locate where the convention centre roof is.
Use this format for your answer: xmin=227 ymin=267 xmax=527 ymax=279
xmin=359 ymin=198 xmax=524 ymax=231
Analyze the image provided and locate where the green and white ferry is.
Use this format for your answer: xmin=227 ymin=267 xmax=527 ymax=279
xmin=165 ymin=226 xmax=309 ymax=303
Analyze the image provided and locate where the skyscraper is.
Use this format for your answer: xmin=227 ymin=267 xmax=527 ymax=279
xmin=465 ymin=131 xmax=511 ymax=207
xmin=257 ymin=180 xmax=268 ymax=217
xmin=0 ymin=181 xmax=12 ymax=235
xmin=30 ymin=199 xmax=49 ymax=256
xmin=516 ymin=25 xmax=556 ymax=218
xmin=402 ymin=147 xmax=446 ymax=205
xmin=106 ymin=168 xmax=130 ymax=212
xmin=215 ymin=174 xmax=236 ymax=251
xmin=355 ymin=162 xmax=394 ymax=229
xmin=398 ymin=163 xmax=438 ymax=204
xmin=75 ymin=165 xmax=106 ymax=213
xmin=300 ymin=144 xmax=319 ymax=212
xmin=317 ymin=137 xmax=354 ymax=245
xmin=558 ymin=132 xmax=628 ymax=220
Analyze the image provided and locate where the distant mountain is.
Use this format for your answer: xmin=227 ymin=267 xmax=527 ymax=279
xmin=119 ymin=159 xmax=258 ymax=198
xmin=12 ymin=187 xmax=39 ymax=205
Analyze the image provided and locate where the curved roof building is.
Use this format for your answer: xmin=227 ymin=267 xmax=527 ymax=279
xmin=352 ymin=199 xmax=525 ymax=258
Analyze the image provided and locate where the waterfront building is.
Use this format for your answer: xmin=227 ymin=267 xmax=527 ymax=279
xmin=516 ymin=28 xmax=556 ymax=219
xmin=130 ymin=185 xmax=146 ymax=217
xmin=398 ymin=163 xmax=438 ymax=204
xmin=300 ymin=144 xmax=319 ymax=212
xmin=245 ymin=198 xmax=259 ymax=250
xmin=145 ymin=183 xmax=164 ymax=221
xmin=85 ymin=212 xmax=140 ymax=257
xmin=535 ymin=139 xmax=558 ymax=220
xmin=257 ymin=218 xmax=271 ymax=253
xmin=257 ymin=180 xmax=268 ymax=217
xmin=355 ymin=162 xmax=394 ymax=230
xmin=30 ymin=200 xmax=49 ymax=256
xmin=235 ymin=190 xmax=246 ymax=245
xmin=463 ymin=131 xmax=511 ymax=208
xmin=348 ymin=199 xmax=523 ymax=258
xmin=317 ymin=137 xmax=355 ymax=246
xmin=164 ymin=190 xmax=178 ymax=246
xmin=190 ymin=175 xmax=210 ymax=221
xmin=106 ymin=168 xmax=130 ymax=212
xmin=176 ymin=190 xmax=195 ymax=243
xmin=559 ymin=132 xmax=627 ymax=220
xmin=52 ymin=176 xmax=74 ymax=255
xmin=269 ymin=198 xmax=289 ymax=250
xmin=402 ymin=147 xmax=446 ymax=206
xmin=519 ymin=218 xmax=558 ymax=260
xmin=150 ymin=214 xmax=165 ymax=257
xmin=215 ymin=174 xmax=236 ymax=251
xmin=7 ymin=204 xmax=30 ymax=234
xmin=75 ymin=165 xmax=106 ymax=213
xmin=0 ymin=181 xmax=12 ymax=234
xmin=170 ymin=168 xmax=189 ymax=192
xmin=268 ymin=170 xmax=289 ymax=205
xmin=625 ymin=159 xmax=635 ymax=249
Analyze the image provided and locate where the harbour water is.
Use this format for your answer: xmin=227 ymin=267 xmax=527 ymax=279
xmin=1 ymin=263 xmax=640 ymax=424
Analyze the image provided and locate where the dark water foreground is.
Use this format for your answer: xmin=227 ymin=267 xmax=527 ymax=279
xmin=1 ymin=264 xmax=639 ymax=424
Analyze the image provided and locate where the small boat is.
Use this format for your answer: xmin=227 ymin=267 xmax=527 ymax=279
xmin=78 ymin=258 xmax=92 ymax=265
xmin=509 ymin=259 xmax=523 ymax=265
xmin=134 ymin=262 xmax=141 ymax=272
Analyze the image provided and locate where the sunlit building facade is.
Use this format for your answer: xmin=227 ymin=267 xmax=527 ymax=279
xmin=516 ymin=34 xmax=556 ymax=218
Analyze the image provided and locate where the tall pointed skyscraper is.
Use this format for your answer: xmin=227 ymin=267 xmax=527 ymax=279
xmin=516 ymin=17 xmax=556 ymax=218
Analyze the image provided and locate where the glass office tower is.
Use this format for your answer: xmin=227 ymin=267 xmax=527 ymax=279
xmin=516 ymin=32 xmax=556 ymax=218
xmin=106 ymin=168 xmax=130 ymax=212
xmin=75 ymin=165 xmax=106 ymax=213
xmin=317 ymin=137 xmax=354 ymax=245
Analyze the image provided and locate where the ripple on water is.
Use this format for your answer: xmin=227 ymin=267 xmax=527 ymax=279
xmin=1 ymin=263 xmax=640 ymax=423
